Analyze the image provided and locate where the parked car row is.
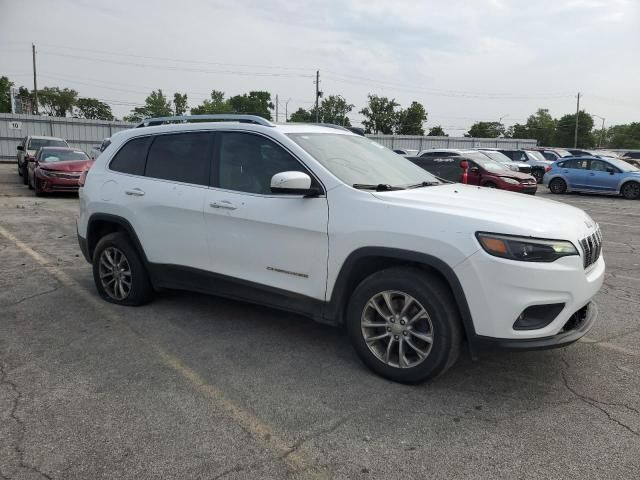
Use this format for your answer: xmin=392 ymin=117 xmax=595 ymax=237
xmin=405 ymin=149 xmax=539 ymax=194
xmin=15 ymin=135 xmax=94 ymax=195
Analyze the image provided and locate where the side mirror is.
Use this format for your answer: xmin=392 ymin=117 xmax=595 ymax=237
xmin=17 ymin=145 xmax=24 ymax=151
xmin=470 ymin=167 xmax=479 ymax=173
xmin=270 ymin=171 xmax=318 ymax=196
xmin=28 ymin=156 xmax=37 ymax=163
xmin=606 ymin=167 xmax=615 ymax=174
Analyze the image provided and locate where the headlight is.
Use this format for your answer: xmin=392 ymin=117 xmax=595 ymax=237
xmin=502 ymin=177 xmax=519 ymax=185
xmin=476 ymin=232 xmax=578 ymax=262
xmin=38 ymin=169 xmax=54 ymax=177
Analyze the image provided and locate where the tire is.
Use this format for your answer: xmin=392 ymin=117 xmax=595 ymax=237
xmin=28 ymin=171 xmax=34 ymax=190
xmin=18 ymin=162 xmax=23 ymax=176
xmin=549 ymin=177 xmax=567 ymax=194
xmin=33 ymin=176 xmax=46 ymax=197
xmin=531 ymin=169 xmax=544 ymax=183
xmin=92 ymin=232 xmax=153 ymax=306
xmin=21 ymin=164 xmax=28 ymax=185
xmin=483 ymin=182 xmax=497 ymax=189
xmin=621 ymin=181 xmax=640 ymax=200
xmin=346 ymin=267 xmax=462 ymax=384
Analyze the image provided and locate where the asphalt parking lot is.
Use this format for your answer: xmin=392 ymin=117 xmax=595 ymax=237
xmin=0 ymin=162 xmax=638 ymax=480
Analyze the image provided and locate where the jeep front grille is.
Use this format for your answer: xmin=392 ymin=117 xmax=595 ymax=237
xmin=579 ymin=228 xmax=602 ymax=269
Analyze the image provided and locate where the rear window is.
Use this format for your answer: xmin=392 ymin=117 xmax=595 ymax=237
xmin=109 ymin=136 xmax=152 ymax=175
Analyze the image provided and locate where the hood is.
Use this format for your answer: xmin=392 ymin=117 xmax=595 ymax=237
xmin=493 ymin=169 xmax=535 ymax=180
xmin=372 ymin=183 xmax=596 ymax=241
xmin=39 ymin=160 xmax=93 ymax=172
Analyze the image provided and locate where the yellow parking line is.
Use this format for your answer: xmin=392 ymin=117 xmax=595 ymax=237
xmin=0 ymin=225 xmax=325 ymax=478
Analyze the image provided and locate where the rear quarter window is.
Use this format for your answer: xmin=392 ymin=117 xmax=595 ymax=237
xmin=109 ymin=136 xmax=152 ymax=175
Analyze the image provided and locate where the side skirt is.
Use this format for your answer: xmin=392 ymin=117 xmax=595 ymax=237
xmin=147 ymin=263 xmax=334 ymax=325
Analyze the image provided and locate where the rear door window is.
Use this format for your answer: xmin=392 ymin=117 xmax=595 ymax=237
xmin=145 ymin=132 xmax=211 ymax=185
xmin=563 ymin=159 xmax=589 ymax=170
xmin=109 ymin=136 xmax=152 ymax=176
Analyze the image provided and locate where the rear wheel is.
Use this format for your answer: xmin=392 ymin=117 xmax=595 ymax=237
xmin=346 ymin=267 xmax=462 ymax=384
xmin=549 ymin=177 xmax=567 ymax=194
xmin=621 ymin=181 xmax=640 ymax=200
xmin=92 ymin=232 xmax=153 ymax=306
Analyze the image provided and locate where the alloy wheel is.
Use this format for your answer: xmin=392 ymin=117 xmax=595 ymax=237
xmin=98 ymin=247 xmax=132 ymax=300
xmin=361 ymin=291 xmax=434 ymax=368
xmin=622 ymin=182 xmax=640 ymax=199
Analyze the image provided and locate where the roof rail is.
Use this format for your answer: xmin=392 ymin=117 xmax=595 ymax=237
xmin=135 ymin=114 xmax=275 ymax=128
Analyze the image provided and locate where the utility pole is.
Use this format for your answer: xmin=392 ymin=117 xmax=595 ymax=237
xmin=32 ymin=43 xmax=39 ymax=114
xmin=275 ymin=94 xmax=279 ymax=123
xmin=285 ymin=98 xmax=291 ymax=122
xmin=573 ymin=92 xmax=580 ymax=148
xmin=315 ymin=70 xmax=321 ymax=123
xmin=597 ymin=117 xmax=605 ymax=148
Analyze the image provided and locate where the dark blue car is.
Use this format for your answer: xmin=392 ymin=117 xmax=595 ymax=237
xmin=543 ymin=156 xmax=640 ymax=199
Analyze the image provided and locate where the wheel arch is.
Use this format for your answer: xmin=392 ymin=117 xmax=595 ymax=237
xmin=619 ymin=178 xmax=640 ymax=195
xmin=326 ymin=247 xmax=476 ymax=351
xmin=86 ymin=213 xmax=149 ymax=265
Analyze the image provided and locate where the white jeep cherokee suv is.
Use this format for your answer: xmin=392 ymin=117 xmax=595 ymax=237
xmin=77 ymin=115 xmax=604 ymax=383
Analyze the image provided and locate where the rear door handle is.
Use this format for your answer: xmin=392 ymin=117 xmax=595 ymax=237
xmin=209 ymin=200 xmax=237 ymax=210
xmin=125 ymin=188 xmax=145 ymax=196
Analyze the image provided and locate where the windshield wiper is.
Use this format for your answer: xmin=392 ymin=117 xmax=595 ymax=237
xmin=352 ymin=183 xmax=405 ymax=191
xmin=406 ymin=181 xmax=442 ymax=189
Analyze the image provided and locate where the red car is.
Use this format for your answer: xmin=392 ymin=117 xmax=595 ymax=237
xmin=28 ymin=147 xmax=93 ymax=196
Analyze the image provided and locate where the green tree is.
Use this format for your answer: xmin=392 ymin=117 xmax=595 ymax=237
xmin=124 ymin=89 xmax=173 ymax=122
xmin=288 ymin=107 xmax=314 ymax=123
xmin=38 ymin=86 xmax=78 ymax=117
xmin=554 ymin=111 xmax=595 ymax=148
xmin=427 ymin=125 xmax=447 ymax=136
xmin=75 ymin=97 xmax=113 ymax=120
xmin=173 ymin=92 xmax=188 ymax=115
xmin=524 ymin=109 xmax=556 ymax=145
xmin=228 ymin=91 xmax=273 ymax=120
xmin=466 ymin=121 xmax=505 ymax=138
xmin=605 ymin=123 xmax=640 ymax=149
xmin=505 ymin=123 xmax=530 ymax=139
xmin=318 ymin=95 xmax=353 ymax=126
xmin=359 ymin=94 xmax=399 ymax=134
xmin=396 ymin=101 xmax=427 ymax=135
xmin=0 ymin=76 xmax=13 ymax=113
xmin=191 ymin=90 xmax=232 ymax=115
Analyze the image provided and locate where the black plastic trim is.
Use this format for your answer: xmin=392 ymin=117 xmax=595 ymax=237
xmin=85 ymin=213 xmax=150 ymax=265
xmin=473 ymin=302 xmax=597 ymax=351
xmin=148 ymin=263 xmax=327 ymax=323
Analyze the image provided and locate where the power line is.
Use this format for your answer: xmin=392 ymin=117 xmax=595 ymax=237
xmin=38 ymin=50 xmax=315 ymax=78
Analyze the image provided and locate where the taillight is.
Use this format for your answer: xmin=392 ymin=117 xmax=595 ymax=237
xmin=545 ymin=166 xmax=552 ymax=172
xmin=78 ymin=170 xmax=88 ymax=187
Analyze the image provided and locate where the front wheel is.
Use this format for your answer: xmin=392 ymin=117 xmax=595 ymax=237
xmin=549 ymin=177 xmax=567 ymax=194
xmin=92 ymin=232 xmax=153 ymax=306
xmin=21 ymin=164 xmax=29 ymax=185
xmin=346 ymin=267 xmax=462 ymax=384
xmin=621 ymin=182 xmax=640 ymax=200
xmin=531 ymin=168 xmax=544 ymax=183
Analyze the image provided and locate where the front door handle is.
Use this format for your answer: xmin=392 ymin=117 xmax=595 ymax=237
xmin=209 ymin=200 xmax=237 ymax=210
xmin=125 ymin=188 xmax=145 ymax=196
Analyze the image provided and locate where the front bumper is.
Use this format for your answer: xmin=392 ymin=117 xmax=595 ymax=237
xmin=472 ymin=302 xmax=597 ymax=351
xmin=36 ymin=171 xmax=81 ymax=192
xmin=454 ymin=248 xmax=605 ymax=341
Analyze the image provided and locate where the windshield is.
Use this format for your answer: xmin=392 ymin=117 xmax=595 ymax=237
xmin=525 ymin=150 xmax=547 ymax=162
xmin=609 ymin=158 xmax=639 ymax=172
xmin=479 ymin=150 xmax=513 ymax=164
xmin=287 ymin=133 xmax=439 ymax=187
xmin=28 ymin=138 xmax=68 ymax=150
xmin=555 ymin=148 xmax=572 ymax=157
xmin=41 ymin=150 xmax=89 ymax=162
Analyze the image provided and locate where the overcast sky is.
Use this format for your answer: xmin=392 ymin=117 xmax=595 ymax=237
xmin=1 ymin=0 xmax=638 ymax=133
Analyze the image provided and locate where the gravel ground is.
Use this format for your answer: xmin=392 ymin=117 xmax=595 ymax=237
xmin=0 ymin=163 xmax=638 ymax=480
